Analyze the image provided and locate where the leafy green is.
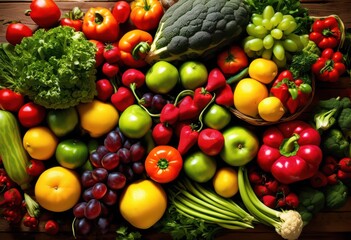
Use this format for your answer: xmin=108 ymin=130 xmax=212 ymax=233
xmin=0 ymin=26 xmax=97 ymax=109
xmin=244 ymin=0 xmax=313 ymax=34
xmin=115 ymin=225 xmax=142 ymax=240
xmin=156 ymin=205 xmax=221 ymax=240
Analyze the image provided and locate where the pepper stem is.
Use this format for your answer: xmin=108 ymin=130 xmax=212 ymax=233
xmin=279 ymin=133 xmax=300 ymax=157
xmin=132 ymin=42 xmax=150 ymax=60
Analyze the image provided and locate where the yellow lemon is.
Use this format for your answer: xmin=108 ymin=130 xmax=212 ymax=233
xmin=258 ymin=96 xmax=286 ymax=122
xmin=23 ymin=126 xmax=58 ymax=160
xmin=233 ymin=78 xmax=269 ymax=118
xmin=212 ymin=167 xmax=239 ymax=198
xmin=77 ymin=100 xmax=119 ymax=138
xmin=248 ymin=58 xmax=278 ymax=84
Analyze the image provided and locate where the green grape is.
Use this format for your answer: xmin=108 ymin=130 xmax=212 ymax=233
xmin=252 ymin=14 xmax=263 ymax=26
xmin=300 ymin=34 xmax=310 ymax=47
xmin=254 ymin=25 xmax=268 ymax=37
xmin=283 ymin=21 xmax=298 ymax=35
xmin=247 ymin=38 xmax=264 ymax=52
xmin=271 ymin=28 xmax=283 ymax=40
xmin=282 ymin=38 xmax=298 ymax=52
xmin=270 ymin=12 xmax=283 ymax=27
xmin=243 ymin=36 xmax=256 ymax=53
xmin=286 ymin=33 xmax=304 ymax=51
xmin=263 ymin=34 xmax=274 ymax=49
xmin=273 ymin=41 xmax=285 ymax=61
xmin=277 ymin=19 xmax=291 ymax=31
xmin=246 ymin=23 xmax=257 ymax=36
xmin=261 ymin=48 xmax=273 ymax=60
xmin=262 ymin=5 xmax=275 ymax=20
xmin=282 ymin=14 xmax=295 ymax=21
xmin=262 ymin=19 xmax=273 ymax=30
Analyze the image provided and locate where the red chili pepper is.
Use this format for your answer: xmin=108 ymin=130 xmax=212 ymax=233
xmin=110 ymin=86 xmax=135 ymax=112
xmin=160 ymin=103 xmax=179 ymax=125
xmin=121 ymin=68 xmax=145 ymax=89
xmin=338 ymin=157 xmax=351 ymax=172
xmin=103 ymin=42 xmax=121 ymax=64
xmin=177 ymin=124 xmax=199 ymax=155
xmin=193 ymin=87 xmax=213 ymax=109
xmin=197 ymin=128 xmax=224 ymax=156
xmin=44 ymin=219 xmax=59 ymax=235
xmin=312 ymin=48 xmax=346 ymax=82
xmin=215 ymin=83 xmax=234 ymax=107
xmin=96 ymin=79 xmax=114 ymax=102
xmin=205 ymin=68 xmax=227 ymax=92
xmin=26 ymin=159 xmax=45 ymax=177
xmin=309 ymin=16 xmax=341 ymax=49
xmin=152 ymin=122 xmax=173 ymax=145
xmin=60 ymin=7 xmax=84 ymax=31
xmin=5 ymin=22 xmax=33 ymax=45
xmin=178 ymin=96 xmax=200 ymax=121
xmin=25 ymin=0 xmax=61 ymax=28
xmin=102 ymin=62 xmax=119 ymax=78
xmin=257 ymin=120 xmax=323 ymax=184
xmin=0 ymin=88 xmax=25 ymax=112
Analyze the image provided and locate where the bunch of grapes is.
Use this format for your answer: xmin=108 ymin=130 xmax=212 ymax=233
xmin=140 ymin=92 xmax=168 ymax=114
xmin=73 ymin=127 xmax=148 ymax=235
xmin=243 ymin=5 xmax=309 ymax=66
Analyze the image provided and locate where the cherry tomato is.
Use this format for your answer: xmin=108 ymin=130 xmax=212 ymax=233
xmin=112 ymin=1 xmax=131 ymax=24
xmin=18 ymin=102 xmax=46 ymax=128
xmin=145 ymin=145 xmax=183 ymax=183
xmin=0 ymin=89 xmax=25 ymax=112
xmin=103 ymin=42 xmax=121 ymax=64
xmin=6 ymin=22 xmax=33 ymax=45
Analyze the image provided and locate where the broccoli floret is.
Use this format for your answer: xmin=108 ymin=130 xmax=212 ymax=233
xmin=338 ymin=108 xmax=351 ymax=138
xmin=323 ymin=181 xmax=349 ymax=209
xmin=322 ymin=128 xmax=349 ymax=158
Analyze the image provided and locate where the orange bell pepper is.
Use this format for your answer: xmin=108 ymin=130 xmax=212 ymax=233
xmin=118 ymin=29 xmax=153 ymax=68
xmin=82 ymin=7 xmax=119 ymax=43
xmin=130 ymin=0 xmax=164 ymax=31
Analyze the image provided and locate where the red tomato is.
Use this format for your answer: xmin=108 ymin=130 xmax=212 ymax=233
xmin=18 ymin=102 xmax=46 ymax=128
xmin=112 ymin=1 xmax=131 ymax=24
xmin=26 ymin=0 xmax=61 ymax=28
xmin=6 ymin=23 xmax=33 ymax=45
xmin=89 ymin=40 xmax=105 ymax=67
xmin=145 ymin=145 xmax=183 ymax=183
xmin=0 ymin=89 xmax=25 ymax=112
xmin=103 ymin=42 xmax=121 ymax=64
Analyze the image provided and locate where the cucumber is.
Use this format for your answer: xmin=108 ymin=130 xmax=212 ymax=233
xmin=0 ymin=110 xmax=32 ymax=190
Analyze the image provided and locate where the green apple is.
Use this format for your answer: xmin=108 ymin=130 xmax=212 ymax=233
xmin=145 ymin=61 xmax=179 ymax=94
xmin=220 ymin=126 xmax=259 ymax=166
xmin=179 ymin=61 xmax=208 ymax=90
xmin=46 ymin=107 xmax=78 ymax=137
xmin=183 ymin=151 xmax=217 ymax=183
xmin=203 ymin=103 xmax=232 ymax=130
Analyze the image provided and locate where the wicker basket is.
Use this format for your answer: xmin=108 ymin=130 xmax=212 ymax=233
xmin=229 ymin=77 xmax=315 ymax=126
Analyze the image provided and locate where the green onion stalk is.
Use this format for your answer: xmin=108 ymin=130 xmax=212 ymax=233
xmin=238 ymin=166 xmax=304 ymax=240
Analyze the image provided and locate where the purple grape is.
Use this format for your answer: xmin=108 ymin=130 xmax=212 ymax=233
xmin=152 ymin=94 xmax=167 ymax=112
xmin=92 ymin=183 xmax=108 ymax=199
xmin=96 ymin=145 xmax=109 ymax=157
xmin=102 ymin=189 xmax=118 ymax=206
xmin=132 ymin=161 xmax=145 ymax=175
xmin=84 ymin=199 xmax=102 ymax=220
xmin=82 ymin=187 xmax=94 ymax=202
xmin=104 ymin=131 xmax=123 ymax=152
xmin=117 ymin=147 xmax=131 ymax=164
xmin=97 ymin=217 xmax=110 ymax=234
xmin=124 ymin=166 xmax=135 ymax=182
xmin=123 ymin=139 xmax=135 ymax=149
xmin=141 ymin=92 xmax=153 ymax=108
xmin=81 ymin=170 xmax=96 ymax=188
xmin=130 ymin=141 xmax=146 ymax=162
xmin=92 ymin=168 xmax=108 ymax=183
xmin=75 ymin=217 xmax=92 ymax=235
xmin=89 ymin=151 xmax=102 ymax=168
xmin=101 ymin=152 xmax=120 ymax=171
xmin=73 ymin=202 xmax=87 ymax=218
xmin=107 ymin=172 xmax=126 ymax=190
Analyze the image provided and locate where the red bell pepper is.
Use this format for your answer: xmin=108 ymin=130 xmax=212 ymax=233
xmin=214 ymin=83 xmax=234 ymax=107
xmin=309 ymin=16 xmax=341 ymax=49
xmin=312 ymin=48 xmax=346 ymax=82
xmin=177 ymin=124 xmax=199 ymax=155
xmin=257 ymin=120 xmax=323 ymax=184
xmin=193 ymin=87 xmax=213 ymax=109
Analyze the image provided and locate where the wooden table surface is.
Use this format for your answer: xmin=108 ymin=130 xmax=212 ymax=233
xmin=0 ymin=0 xmax=351 ymax=239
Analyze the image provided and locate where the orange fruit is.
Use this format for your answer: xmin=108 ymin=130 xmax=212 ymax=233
xmin=23 ymin=126 xmax=58 ymax=160
xmin=233 ymin=78 xmax=269 ymax=118
xmin=248 ymin=58 xmax=278 ymax=84
xmin=34 ymin=166 xmax=81 ymax=212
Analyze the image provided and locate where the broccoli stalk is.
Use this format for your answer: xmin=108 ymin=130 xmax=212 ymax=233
xmin=314 ymin=108 xmax=337 ymax=131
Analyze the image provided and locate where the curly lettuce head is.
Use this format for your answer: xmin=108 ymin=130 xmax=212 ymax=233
xmin=14 ymin=26 xmax=97 ymax=109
